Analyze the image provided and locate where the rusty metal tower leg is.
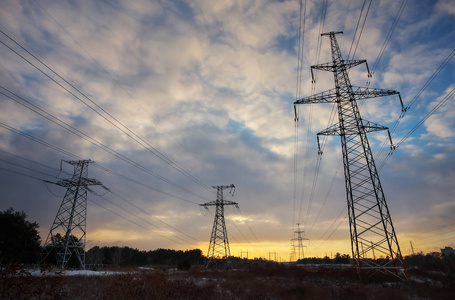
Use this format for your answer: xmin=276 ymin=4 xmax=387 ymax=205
xmin=294 ymin=31 xmax=407 ymax=280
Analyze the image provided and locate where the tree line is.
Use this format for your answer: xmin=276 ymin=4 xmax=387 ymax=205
xmin=0 ymin=208 xmax=204 ymax=268
xmin=1 ymin=207 xmax=454 ymax=275
xmin=86 ymin=246 xmax=203 ymax=269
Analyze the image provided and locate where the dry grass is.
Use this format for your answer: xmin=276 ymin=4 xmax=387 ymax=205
xmin=1 ymin=263 xmax=453 ymax=299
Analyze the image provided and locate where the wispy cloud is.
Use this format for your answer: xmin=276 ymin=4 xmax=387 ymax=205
xmin=0 ymin=0 xmax=454 ymax=260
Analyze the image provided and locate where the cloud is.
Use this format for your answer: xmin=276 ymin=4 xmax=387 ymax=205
xmin=436 ymin=0 xmax=455 ymax=16
xmin=1 ymin=0 xmax=454 ymax=261
xmin=423 ymin=86 xmax=455 ymax=139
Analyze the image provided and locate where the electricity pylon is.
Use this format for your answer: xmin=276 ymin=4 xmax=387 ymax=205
xmin=268 ymin=251 xmax=277 ymax=262
xmin=240 ymin=249 xmax=249 ymax=259
xmin=290 ymin=243 xmax=296 ymax=262
xmin=294 ymin=31 xmax=407 ymax=280
xmin=200 ymin=184 xmax=238 ymax=268
xmin=39 ymin=160 xmax=101 ymax=269
xmin=291 ymin=223 xmax=308 ymax=261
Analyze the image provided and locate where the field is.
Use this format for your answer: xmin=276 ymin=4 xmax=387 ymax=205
xmin=1 ymin=263 xmax=453 ymax=299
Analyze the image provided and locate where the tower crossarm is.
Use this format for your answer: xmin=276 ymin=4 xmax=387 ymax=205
xmin=291 ymin=237 xmax=309 ymax=241
xmin=294 ymin=88 xmax=338 ymax=104
xmin=200 ymin=200 xmax=238 ymax=207
xmin=351 ymin=86 xmax=399 ymax=100
xmin=212 ymin=184 xmax=235 ymax=189
xmin=311 ymin=59 xmax=366 ymax=72
xmin=294 ymin=87 xmax=399 ymax=105
xmin=318 ymin=120 xmax=388 ymax=136
xmin=56 ymin=177 xmax=102 ymax=188
xmin=321 ymin=31 xmax=343 ymax=37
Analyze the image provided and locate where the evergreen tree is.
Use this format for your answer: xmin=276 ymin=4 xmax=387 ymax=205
xmin=0 ymin=208 xmax=41 ymax=264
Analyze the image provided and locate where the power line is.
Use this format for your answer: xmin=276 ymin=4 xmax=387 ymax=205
xmin=311 ymin=0 xmax=329 ymax=90
xmin=0 ymin=148 xmax=70 ymax=176
xmin=417 ymin=228 xmax=455 ymax=248
xmin=0 ymin=166 xmax=55 ymax=183
xmin=105 ymin=188 xmax=202 ymax=243
xmin=379 ymin=87 xmax=455 ymax=171
xmin=88 ymin=199 xmax=189 ymax=247
xmin=375 ymin=48 xmax=455 ymax=166
xmin=0 ymin=158 xmax=60 ymax=180
xmin=295 ymin=0 xmax=307 ymax=101
xmin=419 ymin=221 xmax=455 ymax=234
xmin=93 ymin=164 xmax=200 ymax=205
xmin=296 ymin=0 xmax=329 ymax=231
xmin=307 ymin=160 xmax=342 ymax=235
xmin=347 ymin=0 xmax=367 ymax=60
xmin=403 ymin=48 xmax=455 ymax=110
xmin=224 ymin=186 xmax=268 ymax=257
xmin=0 ymin=121 xmax=201 ymax=205
xmin=368 ymin=0 xmax=408 ymax=82
xmin=311 ymin=206 xmax=347 ymax=251
xmin=0 ymin=28 xmax=213 ymax=194
xmin=384 ymin=87 xmax=455 ymax=162
xmin=295 ymin=0 xmax=334 ymax=232
xmin=89 ymin=189 xmax=196 ymax=246
xmin=349 ymin=0 xmax=372 ymax=61
xmin=234 ymin=207 xmax=269 ymax=256
xmin=28 ymin=0 xmax=223 ymax=187
xmin=293 ymin=0 xmax=307 ymax=238
xmin=0 ymin=158 xmax=197 ymax=247
xmin=302 ymin=153 xmax=321 ymax=230
xmin=0 ymin=86 xmax=209 ymax=202
xmin=0 ymin=122 xmax=83 ymax=160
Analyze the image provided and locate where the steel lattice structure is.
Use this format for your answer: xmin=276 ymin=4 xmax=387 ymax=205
xmin=294 ymin=31 xmax=407 ymax=280
xmin=39 ymin=160 xmax=101 ymax=269
xmin=291 ymin=223 xmax=308 ymax=261
xmin=200 ymin=184 xmax=238 ymax=268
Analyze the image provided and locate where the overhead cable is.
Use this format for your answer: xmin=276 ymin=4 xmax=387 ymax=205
xmin=0 ymin=28 xmax=213 ymax=194
xmin=0 ymin=86 xmax=209 ymax=202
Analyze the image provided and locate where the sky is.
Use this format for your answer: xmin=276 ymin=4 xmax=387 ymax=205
xmin=0 ymin=0 xmax=454 ymax=262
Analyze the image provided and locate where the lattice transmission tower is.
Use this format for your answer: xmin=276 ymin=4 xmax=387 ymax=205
xmin=291 ymin=223 xmax=308 ymax=261
xmin=294 ymin=31 xmax=407 ymax=280
xmin=200 ymin=184 xmax=238 ymax=268
xmin=39 ymin=160 xmax=101 ymax=269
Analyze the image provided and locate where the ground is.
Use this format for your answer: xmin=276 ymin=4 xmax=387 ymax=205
xmin=1 ymin=263 xmax=453 ymax=299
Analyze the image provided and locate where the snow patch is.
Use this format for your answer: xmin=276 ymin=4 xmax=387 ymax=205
xmin=26 ymin=269 xmax=124 ymax=277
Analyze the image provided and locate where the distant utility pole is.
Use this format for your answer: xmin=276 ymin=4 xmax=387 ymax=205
xmin=240 ymin=249 xmax=249 ymax=259
xmin=291 ymin=223 xmax=308 ymax=261
xmin=268 ymin=251 xmax=277 ymax=262
xmin=294 ymin=31 xmax=407 ymax=280
xmin=290 ymin=242 xmax=296 ymax=262
xmin=200 ymin=184 xmax=238 ymax=268
xmin=39 ymin=160 xmax=101 ymax=269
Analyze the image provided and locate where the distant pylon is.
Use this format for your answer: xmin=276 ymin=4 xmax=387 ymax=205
xmin=268 ymin=251 xmax=277 ymax=262
xmin=294 ymin=31 xmax=407 ymax=280
xmin=291 ymin=223 xmax=308 ymax=261
xmin=39 ymin=160 xmax=101 ymax=269
xmin=290 ymin=242 xmax=296 ymax=262
xmin=200 ymin=184 xmax=238 ymax=268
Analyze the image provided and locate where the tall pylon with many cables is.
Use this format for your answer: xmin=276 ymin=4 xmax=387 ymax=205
xmin=39 ymin=160 xmax=101 ymax=269
xmin=200 ymin=184 xmax=238 ymax=268
xmin=291 ymin=223 xmax=308 ymax=261
xmin=294 ymin=31 xmax=407 ymax=280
